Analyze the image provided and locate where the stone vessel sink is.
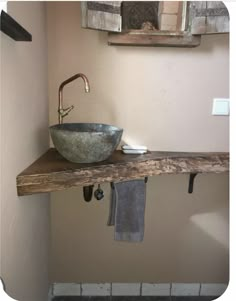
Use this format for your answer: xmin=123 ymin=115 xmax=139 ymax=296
xmin=49 ymin=123 xmax=123 ymax=163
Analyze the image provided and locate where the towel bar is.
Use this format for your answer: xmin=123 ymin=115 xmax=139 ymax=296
xmin=110 ymin=177 xmax=148 ymax=189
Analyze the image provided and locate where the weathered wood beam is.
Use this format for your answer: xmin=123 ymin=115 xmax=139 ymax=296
xmin=190 ymin=1 xmax=229 ymax=34
xmin=81 ymin=1 xmax=122 ymax=32
xmin=16 ymin=148 xmax=229 ymax=196
xmin=108 ymin=31 xmax=201 ymax=47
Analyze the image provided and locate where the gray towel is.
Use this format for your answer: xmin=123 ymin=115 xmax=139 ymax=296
xmin=108 ymin=179 xmax=146 ymax=242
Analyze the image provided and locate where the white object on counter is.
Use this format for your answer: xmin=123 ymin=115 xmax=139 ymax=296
xmin=122 ymin=145 xmax=147 ymax=151
xmin=122 ymin=149 xmax=147 ymax=154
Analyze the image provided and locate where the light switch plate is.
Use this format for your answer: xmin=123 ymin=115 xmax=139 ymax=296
xmin=0 ymin=2 xmax=7 ymax=13
xmin=212 ymin=98 xmax=230 ymax=116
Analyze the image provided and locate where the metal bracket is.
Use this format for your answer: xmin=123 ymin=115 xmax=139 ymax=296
xmin=83 ymin=185 xmax=94 ymax=202
xmin=111 ymin=177 xmax=148 ymax=188
xmin=188 ymin=173 xmax=198 ymax=194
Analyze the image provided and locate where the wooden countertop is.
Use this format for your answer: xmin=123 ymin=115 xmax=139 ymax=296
xmin=16 ymin=148 xmax=229 ymax=196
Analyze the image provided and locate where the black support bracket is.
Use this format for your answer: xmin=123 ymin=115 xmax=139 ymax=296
xmin=188 ymin=173 xmax=198 ymax=194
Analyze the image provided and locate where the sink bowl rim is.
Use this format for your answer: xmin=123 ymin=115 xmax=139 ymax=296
xmin=49 ymin=122 xmax=123 ymax=133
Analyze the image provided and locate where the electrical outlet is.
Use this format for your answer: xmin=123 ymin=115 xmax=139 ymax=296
xmin=212 ymin=98 xmax=230 ymax=116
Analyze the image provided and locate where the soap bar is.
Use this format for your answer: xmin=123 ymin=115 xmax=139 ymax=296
xmin=122 ymin=149 xmax=147 ymax=154
xmin=122 ymin=145 xmax=147 ymax=151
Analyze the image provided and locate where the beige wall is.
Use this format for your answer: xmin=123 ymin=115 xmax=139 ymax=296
xmin=47 ymin=2 xmax=229 ymax=283
xmin=0 ymin=2 xmax=50 ymax=300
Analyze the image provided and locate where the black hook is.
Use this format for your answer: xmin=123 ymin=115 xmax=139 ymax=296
xmin=83 ymin=185 xmax=94 ymax=202
xmin=188 ymin=173 xmax=198 ymax=194
xmin=94 ymin=184 xmax=104 ymax=200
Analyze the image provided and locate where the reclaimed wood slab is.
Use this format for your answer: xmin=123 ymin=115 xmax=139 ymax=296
xmin=108 ymin=31 xmax=201 ymax=47
xmin=16 ymin=148 xmax=229 ymax=196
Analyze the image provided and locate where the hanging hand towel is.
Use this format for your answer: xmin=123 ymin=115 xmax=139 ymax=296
xmin=108 ymin=179 xmax=146 ymax=242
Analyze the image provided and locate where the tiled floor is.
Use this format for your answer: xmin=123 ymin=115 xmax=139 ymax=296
xmin=52 ymin=296 xmax=219 ymax=301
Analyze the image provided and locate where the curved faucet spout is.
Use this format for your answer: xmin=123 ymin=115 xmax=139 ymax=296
xmin=58 ymin=73 xmax=90 ymax=124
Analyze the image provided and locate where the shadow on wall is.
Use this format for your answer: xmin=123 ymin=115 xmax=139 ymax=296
xmin=190 ymin=208 xmax=229 ymax=249
xmin=35 ymin=125 xmax=50 ymax=153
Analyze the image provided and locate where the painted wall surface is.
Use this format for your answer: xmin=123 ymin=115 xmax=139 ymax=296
xmin=47 ymin=2 xmax=229 ymax=283
xmin=0 ymin=2 xmax=50 ymax=301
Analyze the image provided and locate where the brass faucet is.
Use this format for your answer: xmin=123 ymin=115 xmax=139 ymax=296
xmin=58 ymin=73 xmax=90 ymax=124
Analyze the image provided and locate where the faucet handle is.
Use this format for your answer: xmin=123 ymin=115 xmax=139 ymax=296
xmin=58 ymin=105 xmax=74 ymax=118
xmin=66 ymin=105 xmax=74 ymax=115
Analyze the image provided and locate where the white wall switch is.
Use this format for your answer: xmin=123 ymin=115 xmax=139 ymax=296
xmin=212 ymin=98 xmax=230 ymax=116
xmin=0 ymin=2 xmax=7 ymax=13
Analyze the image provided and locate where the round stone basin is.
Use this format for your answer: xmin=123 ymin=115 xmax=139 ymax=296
xmin=49 ymin=123 xmax=123 ymax=163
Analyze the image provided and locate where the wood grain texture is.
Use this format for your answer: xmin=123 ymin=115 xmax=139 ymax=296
xmin=190 ymin=1 xmax=207 ymax=34
xmin=16 ymin=148 xmax=229 ymax=196
xmin=81 ymin=2 xmax=88 ymax=28
xmin=81 ymin=1 xmax=122 ymax=32
xmin=108 ymin=31 xmax=201 ymax=47
xmin=190 ymin=1 xmax=229 ymax=34
xmin=205 ymin=1 xmax=229 ymax=33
